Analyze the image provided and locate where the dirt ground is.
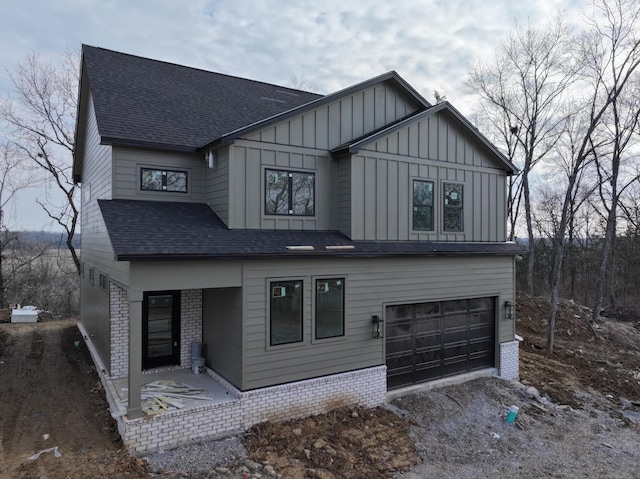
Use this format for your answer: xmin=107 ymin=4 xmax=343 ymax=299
xmin=1 ymin=295 xmax=639 ymax=478
xmin=0 ymin=317 xmax=147 ymax=479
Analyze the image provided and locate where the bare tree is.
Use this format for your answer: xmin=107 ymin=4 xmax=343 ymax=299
xmin=289 ymin=73 xmax=318 ymax=92
xmin=546 ymin=0 xmax=640 ymax=352
xmin=0 ymin=141 xmax=39 ymax=307
xmin=467 ymin=16 xmax=578 ymax=296
xmin=0 ymin=50 xmax=80 ymax=275
xmin=590 ymin=79 xmax=640 ymax=320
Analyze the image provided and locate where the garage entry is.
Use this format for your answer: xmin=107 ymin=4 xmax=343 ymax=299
xmin=386 ymin=297 xmax=496 ymax=389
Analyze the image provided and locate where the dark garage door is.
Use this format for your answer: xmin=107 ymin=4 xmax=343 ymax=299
xmin=386 ymin=297 xmax=495 ymax=389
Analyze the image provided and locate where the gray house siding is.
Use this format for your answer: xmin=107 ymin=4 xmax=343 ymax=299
xmin=112 ymin=147 xmax=205 ymax=202
xmin=205 ymin=146 xmax=230 ymax=225
xmin=227 ymin=141 xmax=332 ymax=230
xmin=342 ymin=111 xmax=507 ymax=242
xmin=337 ymin=157 xmax=351 ymax=235
xmin=79 ymin=94 xmax=129 ymax=364
xmin=203 ymin=287 xmax=243 ymax=388
xmin=244 ymin=82 xmax=420 ymax=151
xmin=241 ymin=255 xmax=514 ymax=390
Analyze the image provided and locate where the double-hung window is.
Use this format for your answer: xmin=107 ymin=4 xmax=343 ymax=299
xmin=270 ymin=280 xmax=303 ymax=346
xmin=443 ymin=183 xmax=464 ymax=231
xmin=265 ymin=169 xmax=315 ymax=216
xmin=412 ymin=180 xmax=434 ymax=231
xmin=141 ymin=168 xmax=188 ymax=193
xmin=315 ymin=278 xmax=345 ymax=339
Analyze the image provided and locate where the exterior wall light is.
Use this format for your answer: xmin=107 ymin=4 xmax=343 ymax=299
xmin=372 ymin=315 xmax=384 ymax=339
xmin=504 ymin=300 xmax=514 ymax=320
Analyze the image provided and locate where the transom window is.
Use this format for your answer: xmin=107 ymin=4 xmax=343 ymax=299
xmin=265 ymin=169 xmax=315 ymax=216
xmin=443 ymin=183 xmax=463 ymax=231
xmin=270 ymin=280 xmax=303 ymax=346
xmin=315 ymin=278 xmax=345 ymax=339
xmin=141 ymin=168 xmax=188 ymax=193
xmin=412 ymin=180 xmax=434 ymax=231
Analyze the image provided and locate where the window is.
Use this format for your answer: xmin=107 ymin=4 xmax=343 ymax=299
xmin=89 ymin=267 xmax=95 ymax=287
xmin=443 ymin=183 xmax=463 ymax=231
xmin=99 ymin=273 xmax=108 ymax=292
xmin=141 ymin=168 xmax=188 ymax=193
xmin=315 ymin=278 xmax=345 ymax=339
xmin=265 ymin=169 xmax=315 ymax=216
xmin=413 ymin=180 xmax=434 ymax=230
xmin=270 ymin=280 xmax=303 ymax=345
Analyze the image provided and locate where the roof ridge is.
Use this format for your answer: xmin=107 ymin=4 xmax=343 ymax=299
xmin=81 ymin=44 xmax=323 ymax=97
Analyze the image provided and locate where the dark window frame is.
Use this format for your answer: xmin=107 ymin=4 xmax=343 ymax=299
xmin=412 ymin=179 xmax=434 ymax=231
xmin=269 ymin=279 xmax=304 ymax=346
xmin=89 ymin=266 xmax=95 ymax=287
xmin=314 ymin=278 xmax=345 ymax=340
xmin=264 ymin=168 xmax=315 ymax=217
xmin=443 ymin=182 xmax=464 ymax=232
xmin=99 ymin=272 xmax=108 ymax=292
xmin=140 ymin=167 xmax=188 ymax=193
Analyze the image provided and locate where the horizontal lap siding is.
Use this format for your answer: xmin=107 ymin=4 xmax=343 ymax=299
xmin=242 ymin=256 xmax=514 ymax=390
xmin=203 ymin=287 xmax=243 ymax=388
xmin=80 ymin=94 xmax=125 ymax=369
xmin=113 ymin=148 xmax=204 ymax=202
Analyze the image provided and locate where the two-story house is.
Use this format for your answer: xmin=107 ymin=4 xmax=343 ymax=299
xmin=73 ymin=45 xmax=522 ymax=452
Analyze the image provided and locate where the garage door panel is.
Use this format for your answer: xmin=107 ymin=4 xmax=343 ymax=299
xmin=386 ymin=297 xmax=495 ymax=389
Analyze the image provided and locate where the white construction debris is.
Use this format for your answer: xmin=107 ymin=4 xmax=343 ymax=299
xmin=122 ymin=380 xmax=213 ymax=415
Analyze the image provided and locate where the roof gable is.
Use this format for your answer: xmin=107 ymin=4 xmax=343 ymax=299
xmin=331 ymin=102 xmax=518 ymax=174
xmin=78 ymin=45 xmax=322 ymax=152
xmin=202 ymin=71 xmax=430 ymax=151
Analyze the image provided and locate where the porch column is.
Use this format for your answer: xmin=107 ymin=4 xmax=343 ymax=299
xmin=127 ymin=289 xmax=143 ymax=419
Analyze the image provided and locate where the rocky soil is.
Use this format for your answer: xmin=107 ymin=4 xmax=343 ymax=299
xmin=2 ymin=295 xmax=639 ymax=478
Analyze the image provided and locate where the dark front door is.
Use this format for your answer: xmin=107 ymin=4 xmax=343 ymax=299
xmin=385 ymin=297 xmax=496 ymax=389
xmin=143 ymin=291 xmax=181 ymax=370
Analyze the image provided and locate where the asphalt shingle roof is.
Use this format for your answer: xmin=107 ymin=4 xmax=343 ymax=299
xmin=98 ymin=200 xmax=525 ymax=260
xmin=82 ymin=45 xmax=322 ymax=151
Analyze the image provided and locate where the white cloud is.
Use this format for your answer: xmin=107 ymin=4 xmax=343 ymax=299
xmin=0 ymin=0 xmax=589 ymax=230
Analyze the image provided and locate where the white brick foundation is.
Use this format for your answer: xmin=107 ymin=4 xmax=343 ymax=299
xmin=117 ymin=365 xmax=387 ymax=453
xmin=499 ymin=340 xmax=520 ymax=380
xmin=109 ymin=288 xmax=202 ymax=379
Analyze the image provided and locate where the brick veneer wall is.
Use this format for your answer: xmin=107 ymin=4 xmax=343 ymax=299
xmin=499 ymin=340 xmax=520 ymax=380
xmin=109 ymin=287 xmax=203 ymax=379
xmin=110 ymin=282 xmax=128 ymax=379
xmin=119 ymin=365 xmax=387 ymax=453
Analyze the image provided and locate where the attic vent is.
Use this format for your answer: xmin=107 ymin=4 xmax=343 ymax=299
xmin=325 ymin=245 xmax=355 ymax=251
xmin=262 ymin=97 xmax=286 ymax=103
xmin=276 ymin=90 xmax=300 ymax=97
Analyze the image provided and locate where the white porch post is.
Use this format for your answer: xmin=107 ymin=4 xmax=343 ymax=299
xmin=127 ymin=289 xmax=143 ymax=419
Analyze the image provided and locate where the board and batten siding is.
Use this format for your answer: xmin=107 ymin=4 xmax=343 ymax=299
xmin=241 ymin=255 xmax=515 ymax=390
xmin=112 ymin=147 xmax=205 ymax=202
xmin=243 ymin=81 xmax=420 ymax=152
xmin=205 ymin=146 xmax=230 ymax=225
xmin=227 ymin=141 xmax=332 ymax=230
xmin=203 ymin=287 xmax=243 ymax=388
xmin=343 ymin=111 xmax=507 ymax=241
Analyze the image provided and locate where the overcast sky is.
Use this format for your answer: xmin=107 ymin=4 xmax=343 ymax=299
xmin=1 ymin=0 xmax=586 ymax=231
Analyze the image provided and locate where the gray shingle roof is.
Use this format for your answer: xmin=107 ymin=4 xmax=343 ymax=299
xmin=98 ymin=200 xmax=525 ymax=261
xmin=82 ymin=45 xmax=322 ymax=151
